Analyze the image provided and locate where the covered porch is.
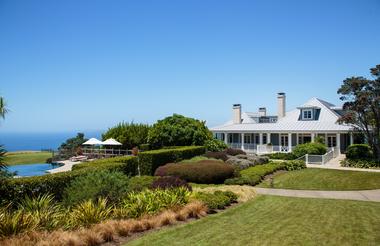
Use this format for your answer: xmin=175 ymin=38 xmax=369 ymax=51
xmin=214 ymin=132 xmax=355 ymax=154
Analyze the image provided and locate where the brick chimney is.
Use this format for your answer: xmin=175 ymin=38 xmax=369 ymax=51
xmin=233 ymin=104 xmax=242 ymax=124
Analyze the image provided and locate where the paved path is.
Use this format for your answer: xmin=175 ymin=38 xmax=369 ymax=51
xmin=47 ymin=160 xmax=81 ymax=174
xmin=255 ymin=188 xmax=380 ymax=202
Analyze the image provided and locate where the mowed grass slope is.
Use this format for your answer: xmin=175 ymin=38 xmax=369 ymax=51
xmin=5 ymin=151 xmax=52 ymax=165
xmin=258 ymin=168 xmax=380 ymax=190
xmin=128 ymin=195 xmax=380 ymax=246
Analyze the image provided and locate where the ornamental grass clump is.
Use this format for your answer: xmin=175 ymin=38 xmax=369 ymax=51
xmin=120 ymin=188 xmax=191 ymax=218
xmin=0 ymin=207 xmax=37 ymax=238
xmin=68 ymin=198 xmax=113 ymax=228
xmin=18 ymin=194 xmax=65 ymax=230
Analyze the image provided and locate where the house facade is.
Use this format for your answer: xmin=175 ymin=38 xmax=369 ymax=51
xmin=210 ymin=93 xmax=355 ymax=154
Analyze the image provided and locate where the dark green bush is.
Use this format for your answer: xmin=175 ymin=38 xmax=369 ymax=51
xmin=194 ymin=191 xmax=237 ymax=210
xmin=138 ymin=146 xmax=206 ymax=175
xmin=155 ymin=160 xmax=234 ymax=184
xmin=263 ymin=152 xmax=296 ymax=160
xmin=292 ymin=142 xmax=327 ymax=157
xmin=62 ymin=170 xmax=129 ymax=206
xmin=128 ymin=175 xmax=156 ymax=192
xmin=203 ymin=151 xmax=228 ymax=162
xmin=346 ymin=144 xmax=373 ymax=160
xmin=224 ymin=163 xmax=284 ymax=186
xmin=204 ymin=139 xmax=228 ymax=152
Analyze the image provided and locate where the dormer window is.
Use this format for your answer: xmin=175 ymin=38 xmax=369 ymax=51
xmin=302 ymin=109 xmax=313 ymax=120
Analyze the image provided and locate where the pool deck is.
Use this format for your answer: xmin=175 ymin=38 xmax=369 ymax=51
xmin=47 ymin=160 xmax=81 ymax=174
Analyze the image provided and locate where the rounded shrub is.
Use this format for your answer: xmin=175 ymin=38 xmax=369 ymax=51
xmin=62 ymin=170 xmax=129 ymax=206
xmin=154 ymin=160 xmax=234 ymax=184
xmin=346 ymin=144 xmax=373 ymax=160
xmin=292 ymin=142 xmax=327 ymax=157
xmin=203 ymin=151 xmax=228 ymax=162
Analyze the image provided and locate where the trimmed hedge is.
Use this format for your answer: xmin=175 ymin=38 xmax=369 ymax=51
xmin=224 ymin=160 xmax=306 ymax=186
xmin=292 ymin=142 xmax=327 ymax=157
xmin=0 ymin=156 xmax=138 ymax=205
xmin=72 ymin=156 xmax=138 ymax=176
xmin=263 ymin=152 xmax=296 ymax=160
xmin=151 ymin=176 xmax=192 ymax=191
xmin=138 ymin=146 xmax=206 ymax=175
xmin=155 ymin=160 xmax=234 ymax=184
xmin=346 ymin=144 xmax=373 ymax=160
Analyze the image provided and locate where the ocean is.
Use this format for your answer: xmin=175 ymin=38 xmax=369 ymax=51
xmin=0 ymin=131 xmax=103 ymax=151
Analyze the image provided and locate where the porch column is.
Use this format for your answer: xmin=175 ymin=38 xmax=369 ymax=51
xmin=336 ymin=133 xmax=341 ymax=154
xmin=224 ymin=133 xmax=228 ymax=145
xmin=241 ymin=133 xmax=245 ymax=150
xmin=311 ymin=133 xmax=315 ymax=142
xmin=350 ymin=132 xmax=354 ymax=145
xmin=259 ymin=133 xmax=263 ymax=145
xmin=325 ymin=133 xmax=328 ymax=147
xmin=296 ymin=133 xmax=299 ymax=145
xmin=288 ymin=133 xmax=292 ymax=152
xmin=267 ymin=133 xmax=271 ymax=144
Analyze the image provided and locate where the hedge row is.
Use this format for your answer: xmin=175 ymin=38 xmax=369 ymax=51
xmin=0 ymin=147 xmax=204 ymax=204
xmin=224 ymin=160 xmax=306 ymax=186
xmin=138 ymin=146 xmax=206 ymax=175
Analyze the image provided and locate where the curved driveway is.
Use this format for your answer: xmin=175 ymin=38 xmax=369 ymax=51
xmin=255 ymin=188 xmax=380 ymax=202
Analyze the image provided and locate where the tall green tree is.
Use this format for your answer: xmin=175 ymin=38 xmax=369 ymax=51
xmin=102 ymin=122 xmax=151 ymax=149
xmin=337 ymin=64 xmax=380 ymax=161
xmin=59 ymin=133 xmax=88 ymax=151
xmin=147 ymin=114 xmax=212 ymax=149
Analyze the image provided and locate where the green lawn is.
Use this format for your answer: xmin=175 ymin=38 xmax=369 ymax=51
xmin=5 ymin=151 xmax=52 ymax=165
xmin=258 ymin=168 xmax=380 ymax=190
xmin=127 ymin=195 xmax=380 ymax=246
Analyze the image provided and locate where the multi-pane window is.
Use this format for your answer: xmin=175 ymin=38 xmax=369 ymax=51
xmin=302 ymin=109 xmax=313 ymax=120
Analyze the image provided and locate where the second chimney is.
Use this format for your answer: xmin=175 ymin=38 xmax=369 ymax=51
xmin=277 ymin=92 xmax=286 ymax=118
xmin=233 ymin=104 xmax=242 ymax=124
xmin=259 ymin=107 xmax=267 ymax=117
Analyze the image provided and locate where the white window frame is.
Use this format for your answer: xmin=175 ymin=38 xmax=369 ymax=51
xmin=302 ymin=109 xmax=313 ymax=120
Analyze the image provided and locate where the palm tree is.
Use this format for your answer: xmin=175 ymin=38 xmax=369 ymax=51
xmin=0 ymin=96 xmax=8 ymax=169
xmin=0 ymin=96 xmax=9 ymax=119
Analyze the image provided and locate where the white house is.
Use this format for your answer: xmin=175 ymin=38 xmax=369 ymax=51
xmin=210 ymin=93 xmax=355 ymax=154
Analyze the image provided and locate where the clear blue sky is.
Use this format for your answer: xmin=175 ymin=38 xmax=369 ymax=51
xmin=0 ymin=0 xmax=379 ymax=133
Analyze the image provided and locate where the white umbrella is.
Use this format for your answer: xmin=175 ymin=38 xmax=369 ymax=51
xmin=102 ymin=138 xmax=122 ymax=146
xmin=82 ymin=138 xmax=103 ymax=145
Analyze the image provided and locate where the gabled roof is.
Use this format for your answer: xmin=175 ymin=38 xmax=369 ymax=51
xmin=210 ymin=98 xmax=353 ymax=133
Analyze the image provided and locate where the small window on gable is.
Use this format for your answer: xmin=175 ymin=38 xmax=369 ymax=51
xmin=302 ymin=109 xmax=313 ymax=120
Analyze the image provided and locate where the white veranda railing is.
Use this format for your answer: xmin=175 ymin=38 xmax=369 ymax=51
xmin=298 ymin=147 xmax=340 ymax=165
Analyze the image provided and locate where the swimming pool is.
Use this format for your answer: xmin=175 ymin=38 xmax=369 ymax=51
xmin=7 ymin=163 xmax=63 ymax=177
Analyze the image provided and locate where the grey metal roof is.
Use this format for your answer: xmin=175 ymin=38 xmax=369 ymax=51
xmin=210 ymin=98 xmax=353 ymax=133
